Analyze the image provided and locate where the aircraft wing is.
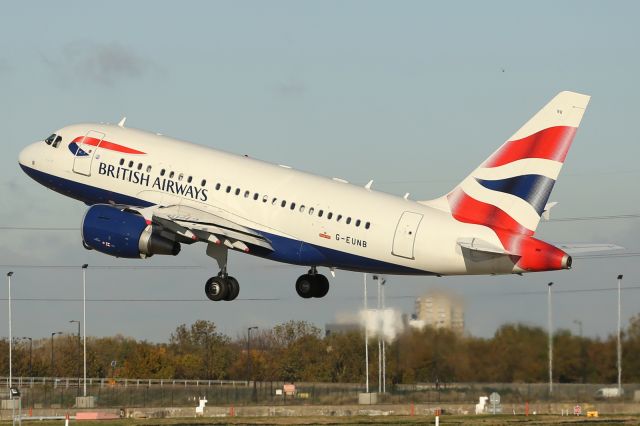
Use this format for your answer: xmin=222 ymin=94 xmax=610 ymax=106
xmin=554 ymin=243 xmax=623 ymax=254
xmin=134 ymin=204 xmax=273 ymax=252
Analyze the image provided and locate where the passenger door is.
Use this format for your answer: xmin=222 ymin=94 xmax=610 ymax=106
xmin=73 ymin=130 xmax=106 ymax=176
xmin=392 ymin=211 xmax=423 ymax=259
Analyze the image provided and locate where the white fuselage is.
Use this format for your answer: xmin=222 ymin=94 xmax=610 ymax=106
xmin=18 ymin=123 xmax=521 ymax=276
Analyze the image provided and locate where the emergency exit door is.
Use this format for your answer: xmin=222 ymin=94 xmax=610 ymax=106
xmin=392 ymin=211 xmax=423 ymax=259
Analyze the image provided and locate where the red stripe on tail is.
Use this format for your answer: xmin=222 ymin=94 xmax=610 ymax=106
xmin=483 ymin=126 xmax=576 ymax=168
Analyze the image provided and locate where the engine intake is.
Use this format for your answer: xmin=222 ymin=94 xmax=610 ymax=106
xmin=81 ymin=205 xmax=180 ymax=258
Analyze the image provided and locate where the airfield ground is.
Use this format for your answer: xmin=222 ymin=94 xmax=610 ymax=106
xmin=2 ymin=415 xmax=640 ymax=425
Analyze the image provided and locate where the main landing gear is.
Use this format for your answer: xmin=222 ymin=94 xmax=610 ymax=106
xmin=205 ymin=271 xmax=240 ymax=301
xmin=205 ymin=243 xmax=240 ymax=302
xmin=295 ymin=267 xmax=330 ymax=299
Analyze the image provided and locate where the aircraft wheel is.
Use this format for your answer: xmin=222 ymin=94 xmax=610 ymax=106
xmin=313 ymin=274 xmax=330 ymax=298
xmin=205 ymin=276 xmax=228 ymax=301
xmin=295 ymin=274 xmax=314 ymax=299
xmin=224 ymin=276 xmax=240 ymax=301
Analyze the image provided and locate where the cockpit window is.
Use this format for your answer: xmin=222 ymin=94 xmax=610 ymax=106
xmin=52 ymin=135 xmax=62 ymax=148
xmin=45 ymin=134 xmax=56 ymax=145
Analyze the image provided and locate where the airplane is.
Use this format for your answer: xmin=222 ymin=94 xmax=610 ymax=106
xmin=19 ymin=91 xmax=606 ymax=301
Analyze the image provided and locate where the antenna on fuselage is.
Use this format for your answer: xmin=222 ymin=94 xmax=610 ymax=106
xmin=118 ymin=117 xmax=127 ymax=128
xmin=365 ymin=180 xmax=373 ymax=190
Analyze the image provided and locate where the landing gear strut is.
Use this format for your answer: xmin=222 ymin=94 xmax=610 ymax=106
xmin=204 ymin=243 xmax=240 ymax=301
xmin=295 ymin=267 xmax=330 ymax=299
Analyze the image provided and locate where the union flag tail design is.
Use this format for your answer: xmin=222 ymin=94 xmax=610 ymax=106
xmin=446 ymin=91 xmax=590 ymax=240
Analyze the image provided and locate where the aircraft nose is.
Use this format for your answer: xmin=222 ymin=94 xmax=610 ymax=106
xmin=18 ymin=143 xmax=38 ymax=167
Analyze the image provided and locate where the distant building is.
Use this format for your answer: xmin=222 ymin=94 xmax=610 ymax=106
xmin=414 ymin=290 xmax=465 ymax=335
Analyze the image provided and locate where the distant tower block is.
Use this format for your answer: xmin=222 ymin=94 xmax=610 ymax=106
xmin=414 ymin=290 xmax=465 ymax=335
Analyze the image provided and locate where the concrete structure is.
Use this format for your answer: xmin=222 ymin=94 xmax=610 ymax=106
xmin=414 ymin=290 xmax=465 ymax=335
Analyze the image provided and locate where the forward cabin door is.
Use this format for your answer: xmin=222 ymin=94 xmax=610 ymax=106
xmin=392 ymin=211 xmax=423 ymax=259
xmin=72 ymin=130 xmax=106 ymax=176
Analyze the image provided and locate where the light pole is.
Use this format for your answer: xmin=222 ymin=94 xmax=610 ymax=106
xmin=363 ymin=273 xmax=369 ymax=393
xmin=573 ymin=319 xmax=584 ymax=383
xmin=82 ymin=264 xmax=88 ymax=397
xmin=70 ymin=320 xmax=81 ymax=383
xmin=547 ymin=282 xmax=553 ymax=394
xmin=373 ymin=275 xmax=386 ymax=394
xmin=247 ymin=326 xmax=258 ymax=402
xmin=381 ymin=278 xmax=387 ymax=394
xmin=7 ymin=272 xmax=14 ymax=387
xmin=20 ymin=337 xmax=33 ymax=377
xmin=50 ymin=331 xmax=62 ymax=377
xmin=617 ymin=274 xmax=623 ymax=393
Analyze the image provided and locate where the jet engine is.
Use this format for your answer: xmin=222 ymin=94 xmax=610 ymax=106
xmin=81 ymin=204 xmax=180 ymax=258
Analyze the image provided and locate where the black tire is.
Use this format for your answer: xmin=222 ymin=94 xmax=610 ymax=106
xmin=224 ymin=276 xmax=240 ymax=301
xmin=205 ymin=276 xmax=228 ymax=301
xmin=295 ymin=275 xmax=314 ymax=299
xmin=313 ymin=274 xmax=330 ymax=298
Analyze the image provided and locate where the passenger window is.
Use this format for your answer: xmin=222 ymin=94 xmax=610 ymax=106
xmin=128 ymin=161 xmax=134 ymax=168
xmin=318 ymin=210 xmax=324 ymax=218
xmin=235 ymin=188 xmax=241 ymax=196
xmin=161 ymin=169 xmax=166 ymax=176
xmin=299 ymin=205 xmax=305 ymax=213
xmin=146 ymin=165 xmax=152 ymax=173
xmin=290 ymin=202 xmax=296 ymax=210
xmin=169 ymin=171 xmax=175 ymax=179
xmin=119 ymin=159 xmax=125 ymax=166
xmin=272 ymin=198 xmax=278 ymax=205
xmin=328 ymin=212 xmax=333 ymax=220
xmin=263 ymin=195 xmax=268 ymax=203
xmin=281 ymin=200 xmax=286 ymax=208
xmin=346 ymin=217 xmax=351 ymax=225
xmin=53 ymin=136 xmax=62 ymax=148
xmin=178 ymin=173 xmax=184 ymax=181
xmin=244 ymin=190 xmax=250 ymax=198
xmin=187 ymin=176 xmax=193 ymax=183
xmin=137 ymin=163 xmax=142 ymax=170
xmin=365 ymin=222 xmax=371 ymax=229
xmin=226 ymin=186 xmax=231 ymax=193
xmin=355 ymin=219 xmax=361 ymax=227
xmin=216 ymin=183 xmax=221 ymax=190
xmin=253 ymin=193 xmax=259 ymax=200
xmin=309 ymin=207 xmax=315 ymax=215
xmin=337 ymin=214 xmax=342 ymax=222
xmin=201 ymin=179 xmax=207 ymax=186
xmin=45 ymin=134 xmax=56 ymax=145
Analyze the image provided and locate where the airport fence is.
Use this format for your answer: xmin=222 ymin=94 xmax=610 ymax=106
xmin=1 ymin=377 xmax=639 ymax=408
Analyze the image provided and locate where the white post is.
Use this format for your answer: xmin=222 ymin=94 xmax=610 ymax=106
xmin=82 ymin=264 xmax=88 ymax=397
xmin=377 ymin=277 xmax=382 ymax=394
xmin=381 ymin=279 xmax=386 ymax=394
xmin=7 ymin=272 xmax=13 ymax=388
xmin=548 ymin=282 xmax=553 ymax=394
xmin=617 ymin=274 xmax=623 ymax=393
xmin=363 ymin=273 xmax=369 ymax=393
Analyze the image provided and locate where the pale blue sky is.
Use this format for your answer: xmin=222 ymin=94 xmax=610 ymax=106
xmin=1 ymin=1 xmax=640 ymax=342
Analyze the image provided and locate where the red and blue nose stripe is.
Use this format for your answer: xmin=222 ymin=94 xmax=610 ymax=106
xmin=68 ymin=136 xmax=146 ymax=156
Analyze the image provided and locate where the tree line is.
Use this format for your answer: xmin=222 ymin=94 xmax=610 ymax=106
xmin=1 ymin=313 xmax=639 ymax=384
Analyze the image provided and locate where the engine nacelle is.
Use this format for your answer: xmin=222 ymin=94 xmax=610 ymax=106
xmin=81 ymin=205 xmax=180 ymax=258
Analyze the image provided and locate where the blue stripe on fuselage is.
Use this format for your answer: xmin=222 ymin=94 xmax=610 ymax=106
xmin=20 ymin=164 xmax=430 ymax=275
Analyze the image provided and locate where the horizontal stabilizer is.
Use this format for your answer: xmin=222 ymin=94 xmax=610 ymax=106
xmin=554 ymin=243 xmax=624 ymax=254
xmin=457 ymin=238 xmax=512 ymax=255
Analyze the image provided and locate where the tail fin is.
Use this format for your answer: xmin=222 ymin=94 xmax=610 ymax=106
xmin=424 ymin=91 xmax=590 ymax=236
